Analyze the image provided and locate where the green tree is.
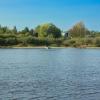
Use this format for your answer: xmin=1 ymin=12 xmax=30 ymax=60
xmin=21 ymin=27 xmax=29 ymax=34
xmin=12 ymin=26 xmax=17 ymax=34
xmin=0 ymin=26 xmax=11 ymax=34
xmin=35 ymin=23 xmax=61 ymax=38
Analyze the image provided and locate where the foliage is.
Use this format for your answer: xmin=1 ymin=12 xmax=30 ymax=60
xmin=35 ymin=23 xmax=62 ymax=38
xmin=94 ymin=37 xmax=100 ymax=47
xmin=68 ymin=22 xmax=90 ymax=37
xmin=0 ymin=22 xmax=100 ymax=47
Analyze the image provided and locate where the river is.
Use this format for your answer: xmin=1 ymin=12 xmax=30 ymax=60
xmin=0 ymin=48 xmax=100 ymax=100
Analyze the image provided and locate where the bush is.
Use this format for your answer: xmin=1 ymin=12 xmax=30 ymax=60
xmin=69 ymin=39 xmax=76 ymax=44
xmin=17 ymin=36 xmax=33 ymax=45
xmin=84 ymin=38 xmax=93 ymax=45
xmin=0 ymin=38 xmax=5 ymax=46
xmin=63 ymin=40 xmax=70 ymax=46
xmin=5 ymin=37 xmax=17 ymax=45
xmin=94 ymin=38 xmax=100 ymax=47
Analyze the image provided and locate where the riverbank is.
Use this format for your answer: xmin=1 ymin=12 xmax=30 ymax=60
xmin=0 ymin=45 xmax=67 ymax=49
xmin=0 ymin=46 xmax=100 ymax=49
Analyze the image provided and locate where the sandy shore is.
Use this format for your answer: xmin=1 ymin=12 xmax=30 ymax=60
xmin=0 ymin=46 xmax=67 ymax=49
xmin=85 ymin=47 xmax=100 ymax=49
xmin=0 ymin=46 xmax=100 ymax=49
xmin=12 ymin=46 xmax=68 ymax=49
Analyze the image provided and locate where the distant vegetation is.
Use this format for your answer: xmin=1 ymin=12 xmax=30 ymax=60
xmin=0 ymin=22 xmax=100 ymax=48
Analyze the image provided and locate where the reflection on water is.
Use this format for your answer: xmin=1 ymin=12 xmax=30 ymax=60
xmin=0 ymin=48 xmax=100 ymax=100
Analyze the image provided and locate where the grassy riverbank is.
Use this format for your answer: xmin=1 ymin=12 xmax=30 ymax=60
xmin=0 ymin=22 xmax=100 ymax=48
xmin=0 ymin=37 xmax=100 ymax=48
xmin=0 ymin=44 xmax=100 ymax=49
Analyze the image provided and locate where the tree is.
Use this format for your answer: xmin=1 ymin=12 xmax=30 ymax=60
xmin=29 ymin=29 xmax=37 ymax=36
xmin=69 ymin=21 xmax=89 ymax=37
xmin=35 ymin=23 xmax=62 ymax=38
xmin=12 ymin=26 xmax=17 ymax=34
xmin=0 ymin=26 xmax=11 ymax=34
xmin=21 ymin=27 xmax=29 ymax=34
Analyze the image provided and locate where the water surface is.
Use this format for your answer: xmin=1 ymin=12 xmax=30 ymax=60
xmin=0 ymin=48 xmax=100 ymax=100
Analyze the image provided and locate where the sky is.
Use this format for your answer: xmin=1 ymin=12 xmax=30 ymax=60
xmin=0 ymin=0 xmax=100 ymax=31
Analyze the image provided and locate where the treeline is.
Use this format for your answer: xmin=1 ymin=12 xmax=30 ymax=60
xmin=0 ymin=22 xmax=100 ymax=47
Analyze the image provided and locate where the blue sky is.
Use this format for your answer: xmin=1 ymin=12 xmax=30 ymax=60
xmin=0 ymin=0 xmax=100 ymax=31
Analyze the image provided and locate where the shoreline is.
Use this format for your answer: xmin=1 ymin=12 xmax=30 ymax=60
xmin=0 ymin=46 xmax=68 ymax=49
xmin=0 ymin=46 xmax=100 ymax=49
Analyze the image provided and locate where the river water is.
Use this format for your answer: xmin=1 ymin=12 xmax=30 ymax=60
xmin=0 ymin=48 xmax=100 ymax=100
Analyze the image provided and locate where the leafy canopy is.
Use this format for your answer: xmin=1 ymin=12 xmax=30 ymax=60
xmin=35 ymin=23 xmax=62 ymax=38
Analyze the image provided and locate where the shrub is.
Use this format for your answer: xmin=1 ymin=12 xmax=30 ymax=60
xmin=0 ymin=38 xmax=5 ymax=46
xmin=94 ymin=38 xmax=100 ymax=47
xmin=84 ymin=38 xmax=93 ymax=45
xmin=63 ymin=40 xmax=70 ymax=46
xmin=5 ymin=37 xmax=17 ymax=45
